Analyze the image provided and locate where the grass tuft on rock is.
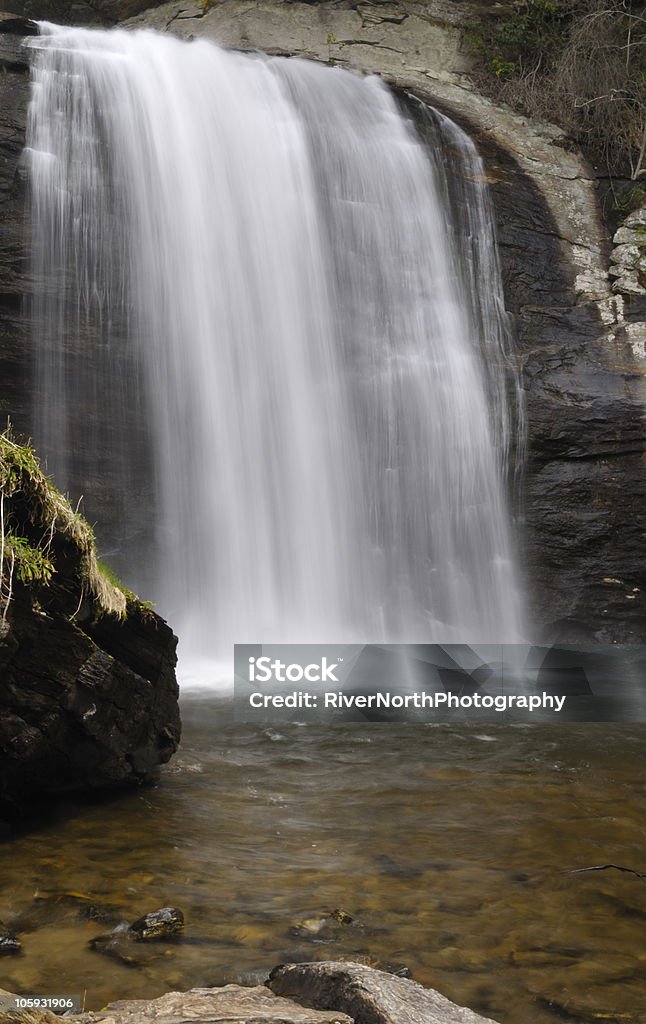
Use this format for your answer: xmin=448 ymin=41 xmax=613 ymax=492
xmin=0 ymin=426 xmax=127 ymax=619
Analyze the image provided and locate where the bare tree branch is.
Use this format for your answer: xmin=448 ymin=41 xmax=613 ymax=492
xmin=568 ymin=864 xmax=646 ymax=882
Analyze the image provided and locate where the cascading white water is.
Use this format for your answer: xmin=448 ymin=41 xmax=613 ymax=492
xmin=26 ymin=24 xmax=525 ymax=679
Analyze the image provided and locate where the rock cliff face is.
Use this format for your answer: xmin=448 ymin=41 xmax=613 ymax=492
xmin=0 ymin=431 xmax=180 ymax=821
xmin=0 ymin=0 xmax=155 ymax=24
xmin=0 ymin=19 xmax=33 ymax=438
xmin=0 ymin=0 xmax=644 ymax=641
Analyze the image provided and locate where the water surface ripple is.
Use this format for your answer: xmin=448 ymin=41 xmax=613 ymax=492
xmin=2 ymin=701 xmax=646 ymax=1024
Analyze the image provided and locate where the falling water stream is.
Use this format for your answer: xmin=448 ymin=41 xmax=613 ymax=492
xmin=11 ymin=26 xmax=646 ymax=1024
xmin=26 ymin=25 xmax=524 ymax=679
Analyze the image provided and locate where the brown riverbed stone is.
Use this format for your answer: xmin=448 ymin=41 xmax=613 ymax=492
xmin=74 ymin=986 xmax=353 ymax=1024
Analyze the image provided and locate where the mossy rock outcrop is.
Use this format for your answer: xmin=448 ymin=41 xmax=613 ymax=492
xmin=0 ymin=430 xmax=180 ymax=821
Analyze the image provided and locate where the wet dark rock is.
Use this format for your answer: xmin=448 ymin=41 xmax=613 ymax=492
xmin=90 ymin=906 xmax=185 ymax=966
xmin=0 ymin=13 xmax=38 ymax=33
xmin=0 ymin=593 xmax=180 ymax=818
xmin=268 ymin=960 xmax=501 ymax=1023
xmin=0 ymin=23 xmax=31 ymax=438
xmin=0 ymin=921 xmax=21 ymax=954
xmin=509 ymin=947 xmax=579 ymax=968
xmin=0 ymin=439 xmax=181 ymax=822
xmin=129 ymin=906 xmax=185 ymax=941
xmin=0 ymin=1 xmax=163 ymax=24
xmin=454 ymin=130 xmax=646 ymax=641
xmin=89 ymin=924 xmax=151 ymax=967
xmin=328 ymin=909 xmax=353 ymax=925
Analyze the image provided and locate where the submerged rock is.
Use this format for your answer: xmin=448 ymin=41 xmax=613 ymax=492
xmin=12 ymin=892 xmax=122 ymax=933
xmin=89 ymin=925 xmax=150 ymax=968
xmin=537 ymin=996 xmax=634 ymax=1023
xmin=290 ymin=909 xmax=354 ymax=939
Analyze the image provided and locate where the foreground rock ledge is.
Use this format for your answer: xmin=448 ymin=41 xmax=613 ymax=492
xmin=75 ymin=986 xmax=353 ymax=1024
xmin=1 ymin=964 xmax=501 ymax=1024
xmin=268 ymin=962 xmax=499 ymax=1024
xmin=0 ymin=433 xmax=181 ymax=820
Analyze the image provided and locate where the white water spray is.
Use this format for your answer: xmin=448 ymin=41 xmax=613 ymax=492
xmin=26 ymin=26 xmax=525 ymax=682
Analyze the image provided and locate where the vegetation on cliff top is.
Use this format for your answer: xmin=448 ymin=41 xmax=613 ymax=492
xmin=468 ymin=0 xmax=646 ymax=189
xmin=0 ymin=427 xmax=127 ymax=622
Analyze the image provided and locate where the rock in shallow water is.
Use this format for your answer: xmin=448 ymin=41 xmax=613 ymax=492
xmin=90 ymin=906 xmax=185 ymax=965
xmin=0 ymin=921 xmax=21 ymax=954
xmin=268 ymin=960 xmax=501 ymax=1024
xmin=129 ymin=906 xmax=185 ymax=941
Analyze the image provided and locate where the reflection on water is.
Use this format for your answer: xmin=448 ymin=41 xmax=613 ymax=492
xmin=1 ymin=699 xmax=646 ymax=1024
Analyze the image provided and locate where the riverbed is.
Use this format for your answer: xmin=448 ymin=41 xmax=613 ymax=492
xmin=1 ymin=699 xmax=645 ymax=1024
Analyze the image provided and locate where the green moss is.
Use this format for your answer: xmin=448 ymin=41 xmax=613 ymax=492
xmin=96 ymin=558 xmax=127 ymax=592
xmin=96 ymin=559 xmax=156 ymax=613
xmin=0 ymin=428 xmax=94 ymax=549
xmin=1 ymin=426 xmax=127 ymax=619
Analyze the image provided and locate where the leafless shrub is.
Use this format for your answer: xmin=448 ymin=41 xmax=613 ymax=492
xmin=469 ymin=0 xmax=646 ymax=181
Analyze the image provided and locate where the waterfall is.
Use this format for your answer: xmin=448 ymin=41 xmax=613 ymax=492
xmin=25 ymin=24 xmax=525 ymax=680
